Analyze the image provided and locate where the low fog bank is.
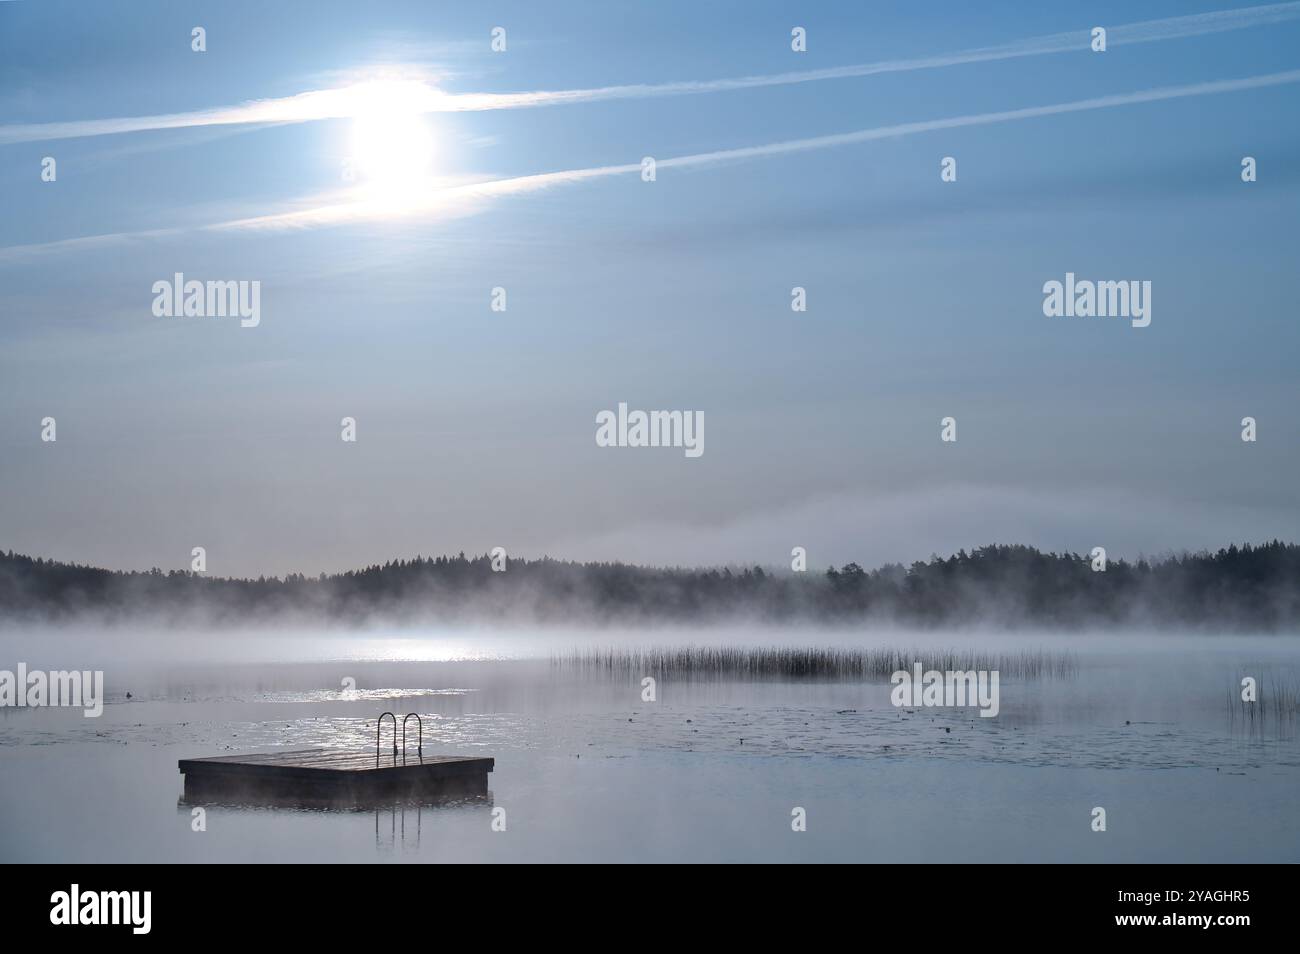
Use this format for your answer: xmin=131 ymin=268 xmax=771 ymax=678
xmin=2 ymin=542 xmax=1299 ymax=633
xmin=5 ymin=623 xmax=1299 ymax=676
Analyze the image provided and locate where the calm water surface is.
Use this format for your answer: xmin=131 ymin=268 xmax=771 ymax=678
xmin=1 ymin=627 xmax=1297 ymax=862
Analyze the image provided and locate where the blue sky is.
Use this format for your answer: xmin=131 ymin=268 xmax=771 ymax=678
xmin=1 ymin=0 xmax=1298 ymax=576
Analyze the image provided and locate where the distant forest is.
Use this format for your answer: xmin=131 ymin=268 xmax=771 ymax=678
xmin=2 ymin=541 xmax=1299 ymax=629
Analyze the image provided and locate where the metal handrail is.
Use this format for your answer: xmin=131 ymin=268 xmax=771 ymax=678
xmin=376 ymin=711 xmax=398 ymax=768
xmin=402 ymin=713 xmax=423 ymax=764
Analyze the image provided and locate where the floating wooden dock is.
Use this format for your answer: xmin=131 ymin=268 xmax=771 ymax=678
xmin=180 ymin=712 xmax=492 ymax=808
xmin=179 ymin=749 xmax=494 ymax=807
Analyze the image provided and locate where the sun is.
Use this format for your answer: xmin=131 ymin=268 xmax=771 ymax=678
xmin=345 ymin=80 xmax=437 ymax=203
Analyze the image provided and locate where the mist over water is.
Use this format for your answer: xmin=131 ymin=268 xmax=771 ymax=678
xmin=2 ymin=624 xmax=1297 ymax=862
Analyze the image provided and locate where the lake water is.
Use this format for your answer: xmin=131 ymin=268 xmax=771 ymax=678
xmin=2 ymin=627 xmax=1298 ymax=862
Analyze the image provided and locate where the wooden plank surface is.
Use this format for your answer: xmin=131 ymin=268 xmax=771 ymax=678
xmin=179 ymin=749 xmax=493 ymax=778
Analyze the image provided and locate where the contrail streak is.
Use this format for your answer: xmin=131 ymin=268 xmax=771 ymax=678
xmin=2 ymin=68 xmax=1297 ymax=260
xmin=2 ymin=2 xmax=1298 ymax=144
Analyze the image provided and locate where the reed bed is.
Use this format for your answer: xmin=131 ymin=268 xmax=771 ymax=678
xmin=552 ymin=645 xmax=1078 ymax=681
xmin=1226 ymin=668 xmax=1300 ymax=723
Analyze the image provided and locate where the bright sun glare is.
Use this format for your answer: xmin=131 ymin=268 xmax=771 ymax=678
xmin=346 ymin=80 xmax=437 ymax=203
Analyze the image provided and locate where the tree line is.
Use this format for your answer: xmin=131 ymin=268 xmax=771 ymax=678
xmin=1 ymin=541 xmax=1297 ymax=629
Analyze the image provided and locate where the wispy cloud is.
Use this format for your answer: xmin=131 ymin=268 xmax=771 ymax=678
xmin=2 ymin=2 xmax=1298 ymax=144
xmin=0 ymin=81 xmax=449 ymax=145
xmin=3 ymin=68 xmax=1298 ymax=261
